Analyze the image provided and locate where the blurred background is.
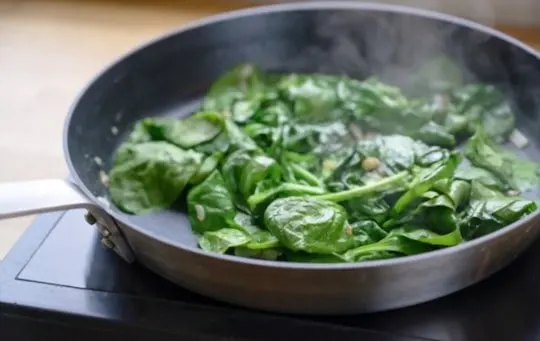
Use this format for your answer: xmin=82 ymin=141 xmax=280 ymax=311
xmin=0 ymin=0 xmax=538 ymax=259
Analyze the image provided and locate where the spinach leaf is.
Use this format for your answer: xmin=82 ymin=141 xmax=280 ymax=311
xmin=345 ymin=196 xmax=392 ymax=225
xmin=460 ymin=181 xmax=537 ymax=240
xmin=350 ymin=220 xmax=388 ymax=245
xmin=202 ymin=64 xmax=273 ymax=116
xmin=221 ymin=149 xmax=282 ymax=208
xmin=454 ymin=165 xmax=506 ymax=191
xmin=142 ymin=111 xmax=224 ymax=149
xmin=465 ymin=126 xmax=540 ymax=193
xmin=356 ymin=135 xmax=443 ymax=173
xmin=187 ymin=170 xmax=237 ymax=234
xmin=234 ymin=247 xmax=282 ymax=261
xmin=189 ymin=152 xmax=223 ymax=185
xmin=386 ymin=179 xmax=469 ymax=234
xmin=451 ymin=84 xmax=515 ymax=142
xmin=224 ymin=119 xmax=259 ymax=151
xmin=109 ymin=141 xmax=203 ymax=214
xmin=126 ymin=121 xmax=152 ymax=144
xmin=263 ymin=196 xmax=356 ymax=254
xmin=343 ymin=78 xmax=455 ymax=147
xmin=342 ymin=226 xmax=462 ymax=262
xmin=392 ymin=152 xmax=461 ymax=215
xmin=197 ymin=212 xmax=281 ymax=257
xmin=198 ymin=228 xmax=251 ymax=254
xmin=250 ymin=100 xmax=292 ymax=127
xmin=231 ymin=212 xmax=280 ymax=250
xmin=277 ymin=74 xmax=345 ymax=123
xmin=239 ymin=155 xmax=282 ymax=200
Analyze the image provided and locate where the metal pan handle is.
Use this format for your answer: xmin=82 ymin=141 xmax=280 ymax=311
xmin=0 ymin=179 xmax=92 ymax=219
xmin=0 ymin=179 xmax=135 ymax=262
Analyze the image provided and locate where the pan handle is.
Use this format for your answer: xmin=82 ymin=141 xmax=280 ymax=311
xmin=0 ymin=179 xmax=92 ymax=219
xmin=0 ymin=179 xmax=135 ymax=263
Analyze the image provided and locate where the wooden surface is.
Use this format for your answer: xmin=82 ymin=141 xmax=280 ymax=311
xmin=0 ymin=0 xmax=539 ymax=259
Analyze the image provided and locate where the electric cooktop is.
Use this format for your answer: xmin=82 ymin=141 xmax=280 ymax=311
xmin=2 ymin=209 xmax=540 ymax=341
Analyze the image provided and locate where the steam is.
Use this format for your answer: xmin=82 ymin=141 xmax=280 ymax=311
xmin=277 ymin=3 xmax=529 ymax=94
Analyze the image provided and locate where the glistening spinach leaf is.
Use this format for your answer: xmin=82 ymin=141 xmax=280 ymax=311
xmin=392 ymin=152 xmax=461 ymax=215
xmin=231 ymin=212 xmax=280 ymax=250
xmin=264 ymin=196 xmax=355 ymax=254
xmin=187 ymin=170 xmax=237 ymax=234
xmin=202 ymin=64 xmax=273 ymax=116
xmin=198 ymin=228 xmax=251 ymax=254
xmin=465 ymin=126 xmax=540 ymax=193
xmin=451 ymin=84 xmax=515 ymax=142
xmin=460 ymin=181 xmax=537 ymax=240
xmin=342 ymin=226 xmax=462 ymax=262
xmin=142 ymin=111 xmax=225 ymax=149
xmin=109 ymin=142 xmax=203 ymax=214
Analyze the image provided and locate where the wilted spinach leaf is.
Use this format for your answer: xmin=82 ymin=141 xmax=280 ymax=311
xmin=392 ymin=152 xmax=461 ymax=215
xmin=231 ymin=212 xmax=280 ymax=250
xmin=202 ymin=64 xmax=273 ymax=116
xmin=342 ymin=78 xmax=455 ymax=147
xmin=342 ymin=226 xmax=462 ymax=262
xmin=264 ymin=196 xmax=355 ymax=254
xmin=187 ymin=170 xmax=237 ymax=234
xmin=460 ymin=181 xmax=537 ymax=240
xmin=278 ymin=73 xmax=346 ymax=123
xmin=109 ymin=141 xmax=203 ymax=214
xmin=142 ymin=111 xmax=224 ymax=149
xmin=451 ymin=84 xmax=515 ymax=142
xmin=198 ymin=228 xmax=251 ymax=254
xmin=465 ymin=126 xmax=540 ymax=193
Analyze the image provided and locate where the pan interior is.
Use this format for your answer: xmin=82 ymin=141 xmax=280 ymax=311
xmin=65 ymin=8 xmax=540 ymax=249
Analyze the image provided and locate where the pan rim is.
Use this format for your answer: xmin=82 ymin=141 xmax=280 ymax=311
xmin=63 ymin=1 xmax=540 ymax=270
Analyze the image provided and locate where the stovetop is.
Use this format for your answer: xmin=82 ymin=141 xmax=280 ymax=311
xmin=2 ymin=210 xmax=540 ymax=341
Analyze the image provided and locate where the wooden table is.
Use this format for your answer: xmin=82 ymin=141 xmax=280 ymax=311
xmin=0 ymin=0 xmax=539 ymax=259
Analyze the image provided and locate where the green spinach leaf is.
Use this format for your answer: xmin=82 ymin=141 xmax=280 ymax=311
xmin=392 ymin=152 xmax=461 ymax=215
xmin=460 ymin=181 xmax=537 ymax=240
xmin=109 ymin=142 xmax=203 ymax=214
xmin=142 ymin=111 xmax=224 ymax=149
xmin=264 ymin=196 xmax=356 ymax=254
xmin=198 ymin=228 xmax=251 ymax=254
xmin=187 ymin=170 xmax=237 ymax=234
xmin=451 ymin=84 xmax=515 ymax=142
xmin=465 ymin=126 xmax=540 ymax=193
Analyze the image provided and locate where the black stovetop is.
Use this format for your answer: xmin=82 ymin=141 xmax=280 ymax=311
xmin=2 ymin=210 xmax=540 ymax=341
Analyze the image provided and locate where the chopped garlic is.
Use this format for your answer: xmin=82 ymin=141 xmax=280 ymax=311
xmin=195 ymin=204 xmax=205 ymax=221
xmin=509 ymin=128 xmax=529 ymax=149
xmin=99 ymin=170 xmax=109 ymax=187
xmin=93 ymin=156 xmax=103 ymax=167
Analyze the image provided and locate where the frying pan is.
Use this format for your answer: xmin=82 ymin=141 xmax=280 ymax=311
xmin=2 ymin=2 xmax=540 ymax=315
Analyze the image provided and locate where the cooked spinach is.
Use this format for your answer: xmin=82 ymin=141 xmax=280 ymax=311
xmin=465 ymin=126 xmax=540 ymax=193
xmin=186 ymin=170 xmax=237 ymax=234
xmin=264 ymin=196 xmax=356 ymax=254
xmin=108 ymin=142 xmax=203 ymax=214
xmin=107 ymin=61 xmax=539 ymax=263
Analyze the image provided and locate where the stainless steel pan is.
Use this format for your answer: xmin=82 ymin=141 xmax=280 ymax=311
xmin=2 ymin=2 xmax=540 ymax=315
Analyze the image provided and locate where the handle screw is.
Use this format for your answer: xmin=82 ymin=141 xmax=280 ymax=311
xmin=84 ymin=212 xmax=97 ymax=225
xmin=101 ymin=237 xmax=115 ymax=249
